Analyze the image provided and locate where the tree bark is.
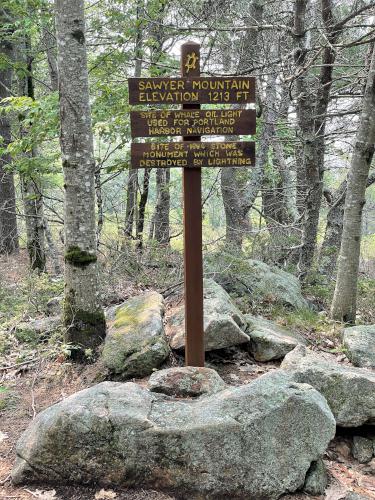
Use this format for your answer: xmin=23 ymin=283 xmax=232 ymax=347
xmin=153 ymin=167 xmax=170 ymax=245
xmin=21 ymin=174 xmax=46 ymax=271
xmin=18 ymin=35 xmax=46 ymax=272
xmin=123 ymin=0 xmax=144 ymax=243
xmin=330 ymin=43 xmax=375 ymax=323
xmin=320 ymin=172 xmax=375 ymax=278
xmin=44 ymin=218 xmax=62 ymax=275
xmin=41 ymin=24 xmax=58 ymax=91
xmin=296 ymin=0 xmax=338 ymax=277
xmin=319 ymin=180 xmax=346 ymax=277
xmin=136 ymin=167 xmax=151 ymax=248
xmin=55 ymin=0 xmax=105 ymax=354
xmin=0 ymin=18 xmax=19 ymax=255
xmin=220 ymin=1 xmax=263 ymax=251
xmin=124 ymin=167 xmax=137 ymax=241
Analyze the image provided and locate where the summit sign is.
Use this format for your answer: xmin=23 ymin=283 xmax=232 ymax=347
xmin=128 ymin=41 xmax=256 ymax=367
xmin=128 ymin=76 xmax=255 ymax=104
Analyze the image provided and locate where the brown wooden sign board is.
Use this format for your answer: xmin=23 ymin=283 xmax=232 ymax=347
xmin=130 ymin=109 xmax=256 ymax=138
xmin=131 ymin=141 xmax=255 ymax=169
xmin=128 ymin=76 xmax=255 ymax=104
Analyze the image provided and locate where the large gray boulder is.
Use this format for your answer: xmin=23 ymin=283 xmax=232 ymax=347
xmin=343 ymin=325 xmax=375 ymax=368
xmin=281 ymin=345 xmax=375 ymax=427
xmin=246 ymin=315 xmax=307 ymax=361
xmin=12 ymin=371 xmax=335 ymax=499
xmin=207 ymin=256 xmax=309 ymax=310
xmin=168 ymin=279 xmax=249 ymax=351
xmin=102 ymin=292 xmax=170 ymax=379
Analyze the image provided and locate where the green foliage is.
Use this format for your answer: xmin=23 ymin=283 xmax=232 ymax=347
xmin=14 ymin=327 xmax=39 ymax=345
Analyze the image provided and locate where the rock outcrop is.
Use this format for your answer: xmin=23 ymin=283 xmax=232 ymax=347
xmin=246 ymin=315 xmax=307 ymax=361
xmin=343 ymin=325 xmax=375 ymax=368
xmin=102 ymin=292 xmax=170 ymax=379
xmin=12 ymin=371 xmax=335 ymax=499
xmin=207 ymin=256 xmax=309 ymax=310
xmin=168 ymin=279 xmax=249 ymax=351
xmin=282 ymin=345 xmax=375 ymax=427
xmin=148 ymin=366 xmax=227 ymax=397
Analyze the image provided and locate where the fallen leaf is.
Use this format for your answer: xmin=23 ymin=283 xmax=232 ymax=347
xmin=358 ymin=476 xmax=375 ymax=491
xmin=0 ymin=431 xmax=9 ymax=443
xmin=324 ymin=483 xmax=347 ymax=500
xmin=94 ymin=489 xmax=117 ymax=499
xmin=28 ymin=489 xmax=57 ymax=499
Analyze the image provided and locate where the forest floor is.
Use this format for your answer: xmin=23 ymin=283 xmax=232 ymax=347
xmin=1 ymin=253 xmax=375 ymax=500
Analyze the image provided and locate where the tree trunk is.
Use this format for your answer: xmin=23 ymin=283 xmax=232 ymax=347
xmin=18 ymin=35 xmax=46 ymax=272
xmin=44 ymin=218 xmax=62 ymax=275
xmin=42 ymin=25 xmax=58 ymax=91
xmin=330 ymin=43 xmax=375 ymax=323
xmin=153 ymin=167 xmax=170 ymax=245
xmin=95 ymin=167 xmax=103 ymax=246
xmin=124 ymin=168 xmax=137 ymax=240
xmin=55 ymin=0 xmax=105 ymax=354
xmin=296 ymin=0 xmax=338 ymax=278
xmin=320 ymin=172 xmax=375 ymax=278
xmin=220 ymin=2 xmax=263 ymax=251
xmin=319 ymin=180 xmax=346 ymax=277
xmin=123 ymin=0 xmax=144 ymax=243
xmin=21 ymin=174 xmax=46 ymax=271
xmin=136 ymin=167 xmax=151 ymax=248
xmin=0 ymin=20 xmax=19 ymax=255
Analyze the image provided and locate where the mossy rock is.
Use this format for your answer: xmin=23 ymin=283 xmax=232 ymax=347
xmin=102 ymin=292 xmax=170 ymax=379
xmin=206 ymin=255 xmax=309 ymax=310
xmin=14 ymin=317 xmax=61 ymax=345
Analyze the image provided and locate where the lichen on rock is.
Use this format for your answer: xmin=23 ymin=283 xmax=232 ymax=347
xmin=12 ymin=371 xmax=336 ymax=499
xmin=102 ymin=291 xmax=170 ymax=379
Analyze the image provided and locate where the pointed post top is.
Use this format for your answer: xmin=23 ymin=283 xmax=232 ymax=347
xmin=181 ymin=41 xmax=200 ymax=77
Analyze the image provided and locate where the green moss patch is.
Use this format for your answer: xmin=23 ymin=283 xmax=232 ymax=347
xmin=64 ymin=246 xmax=97 ymax=268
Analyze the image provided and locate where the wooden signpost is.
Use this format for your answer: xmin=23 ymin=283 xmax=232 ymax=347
xmin=128 ymin=42 xmax=256 ymax=367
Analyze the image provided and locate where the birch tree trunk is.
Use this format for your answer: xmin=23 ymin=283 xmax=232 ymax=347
xmin=55 ymin=0 xmax=105 ymax=354
xmin=0 ymin=18 xmax=19 ymax=255
xmin=330 ymin=43 xmax=375 ymax=323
